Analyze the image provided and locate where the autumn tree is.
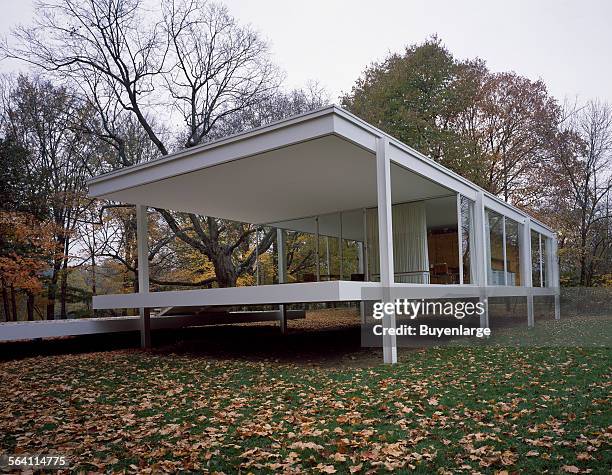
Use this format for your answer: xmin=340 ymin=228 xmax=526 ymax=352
xmin=341 ymin=37 xmax=561 ymax=205
xmin=0 ymin=212 xmax=56 ymax=321
xmin=458 ymin=71 xmax=560 ymax=204
xmin=4 ymin=0 xmax=329 ymax=288
xmin=1 ymin=75 xmax=99 ymax=318
xmin=341 ymin=37 xmax=484 ymax=183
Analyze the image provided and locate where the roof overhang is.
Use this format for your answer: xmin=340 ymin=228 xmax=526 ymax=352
xmin=87 ymin=105 xmax=554 ymax=236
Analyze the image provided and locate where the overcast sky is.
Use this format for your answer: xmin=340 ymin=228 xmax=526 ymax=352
xmin=1 ymin=0 xmax=610 ymax=104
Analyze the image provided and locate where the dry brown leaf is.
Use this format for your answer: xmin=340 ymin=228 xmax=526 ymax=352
xmin=561 ymin=466 xmax=581 ymax=474
xmin=316 ymin=463 xmax=337 ymax=473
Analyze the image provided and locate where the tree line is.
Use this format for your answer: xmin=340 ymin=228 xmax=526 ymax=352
xmin=341 ymin=37 xmax=612 ymax=287
xmin=0 ymin=1 xmax=610 ymax=321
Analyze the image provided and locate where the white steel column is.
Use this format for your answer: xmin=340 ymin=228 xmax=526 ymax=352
xmin=357 ymin=241 xmax=365 ymax=324
xmin=136 ymin=205 xmax=151 ymax=349
xmin=502 ymin=216 xmax=508 ymax=286
xmin=521 ymin=217 xmax=534 ymax=327
xmin=255 ymin=227 xmax=260 ymax=285
xmin=315 ymin=217 xmax=320 ymax=281
xmin=362 ymin=208 xmax=369 ymax=281
xmin=538 ymin=234 xmax=544 ymax=287
xmin=326 ymin=237 xmax=330 ymax=279
xmin=376 ymin=137 xmax=397 ymax=364
xmin=277 ymin=228 xmax=286 ymax=284
xmin=277 ymin=228 xmax=287 ymax=334
xmin=473 ymin=191 xmax=489 ymax=328
xmin=456 ymin=194 xmax=464 ymax=285
xmin=339 ymin=212 xmax=344 ymax=279
xmin=551 ymin=236 xmax=561 ymax=320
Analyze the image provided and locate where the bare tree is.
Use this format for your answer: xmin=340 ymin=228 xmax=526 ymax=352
xmin=155 ymin=85 xmax=329 ymax=287
xmin=551 ymin=100 xmax=612 ymax=285
xmin=4 ymin=0 xmax=328 ymax=288
xmin=162 ymin=0 xmax=279 ymax=147
xmin=5 ymin=0 xmax=171 ymax=153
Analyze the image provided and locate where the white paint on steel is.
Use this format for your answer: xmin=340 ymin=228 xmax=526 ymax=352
xmin=473 ymin=191 xmax=489 ymax=328
xmin=521 ymin=217 xmax=535 ymax=327
xmin=0 ymin=310 xmax=306 ymax=342
xmin=376 ymin=137 xmax=397 ymax=364
xmin=88 ymin=281 xmax=559 ymax=312
xmin=315 ymin=217 xmax=320 ymax=281
xmin=456 ymin=194 xmax=464 ymax=285
xmin=551 ymin=237 xmax=561 ymax=320
xmin=136 ymin=205 xmax=151 ymax=348
xmin=339 ymin=212 xmax=343 ymax=279
xmin=277 ymin=228 xmax=287 ymax=333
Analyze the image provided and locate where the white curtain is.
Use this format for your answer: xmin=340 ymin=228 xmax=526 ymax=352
xmin=366 ymin=202 xmax=430 ymax=283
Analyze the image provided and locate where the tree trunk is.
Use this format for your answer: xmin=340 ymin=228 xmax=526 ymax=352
xmin=1 ymin=284 xmax=10 ymax=322
xmin=26 ymin=292 xmax=34 ymax=321
xmin=579 ymin=255 xmax=586 ymax=286
xmin=579 ymin=229 xmax=588 ymax=287
xmin=59 ymin=233 xmax=71 ymax=319
xmin=211 ymin=251 xmax=238 ymax=288
xmin=91 ymin=252 xmax=97 ymax=296
xmin=60 ymin=269 xmax=68 ymax=319
xmin=10 ymin=285 xmax=18 ymax=322
xmin=46 ymin=263 xmax=60 ymax=320
xmin=60 ymin=271 xmax=67 ymax=318
xmin=123 ymin=214 xmax=137 ymax=315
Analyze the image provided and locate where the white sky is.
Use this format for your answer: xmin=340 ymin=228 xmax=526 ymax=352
xmin=1 ymin=0 xmax=611 ymax=104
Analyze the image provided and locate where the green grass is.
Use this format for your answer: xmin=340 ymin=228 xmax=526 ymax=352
xmin=0 ymin=316 xmax=610 ymax=474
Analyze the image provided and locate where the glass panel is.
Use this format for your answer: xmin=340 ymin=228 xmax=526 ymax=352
xmin=460 ymin=196 xmax=473 ymax=284
xmin=426 ymin=196 xmax=459 ymax=284
xmin=340 ymin=210 xmax=364 ymax=281
xmin=365 ymin=208 xmax=380 ymax=282
xmin=541 ymin=236 xmax=549 ymax=287
xmin=284 ymin=230 xmax=318 ymax=283
xmin=316 ymin=213 xmax=341 ymax=281
xmin=531 ymin=230 xmax=542 ymax=287
xmin=255 ymin=225 xmax=276 ymax=285
xmin=265 ymin=210 xmax=368 ymax=283
xmin=320 ymin=235 xmax=339 ymax=280
xmin=366 ymin=200 xmax=434 ymax=284
xmin=505 ymin=218 xmax=521 ymax=286
xmin=486 ymin=210 xmax=505 ymax=285
xmin=341 ymin=240 xmax=360 ymax=280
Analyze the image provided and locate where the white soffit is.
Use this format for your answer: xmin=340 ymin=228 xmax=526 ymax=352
xmin=94 ymin=134 xmax=451 ymax=225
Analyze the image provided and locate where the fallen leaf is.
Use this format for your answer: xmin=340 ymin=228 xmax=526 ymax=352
xmin=561 ymin=466 xmax=581 ymax=474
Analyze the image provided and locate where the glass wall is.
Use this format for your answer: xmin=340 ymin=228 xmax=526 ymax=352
xmin=486 ymin=210 xmax=505 ymax=285
xmin=268 ymin=211 xmax=365 ymax=283
xmin=530 ymin=230 xmax=550 ymax=287
xmin=459 ymin=196 xmax=474 ymax=284
xmin=486 ymin=210 xmax=522 ymax=286
xmin=340 ymin=211 xmax=362 ymax=281
xmin=366 ymin=196 xmax=459 ymax=284
xmin=284 ymin=228 xmax=318 ymax=283
xmin=531 ymin=230 xmax=542 ymax=287
xmin=505 ymin=218 xmax=521 ymax=286
xmin=541 ymin=236 xmax=549 ymax=286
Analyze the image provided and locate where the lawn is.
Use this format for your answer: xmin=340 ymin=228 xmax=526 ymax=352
xmin=0 ymin=312 xmax=610 ymax=474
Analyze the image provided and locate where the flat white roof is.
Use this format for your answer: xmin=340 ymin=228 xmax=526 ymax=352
xmin=88 ymin=105 xmax=554 ymax=235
